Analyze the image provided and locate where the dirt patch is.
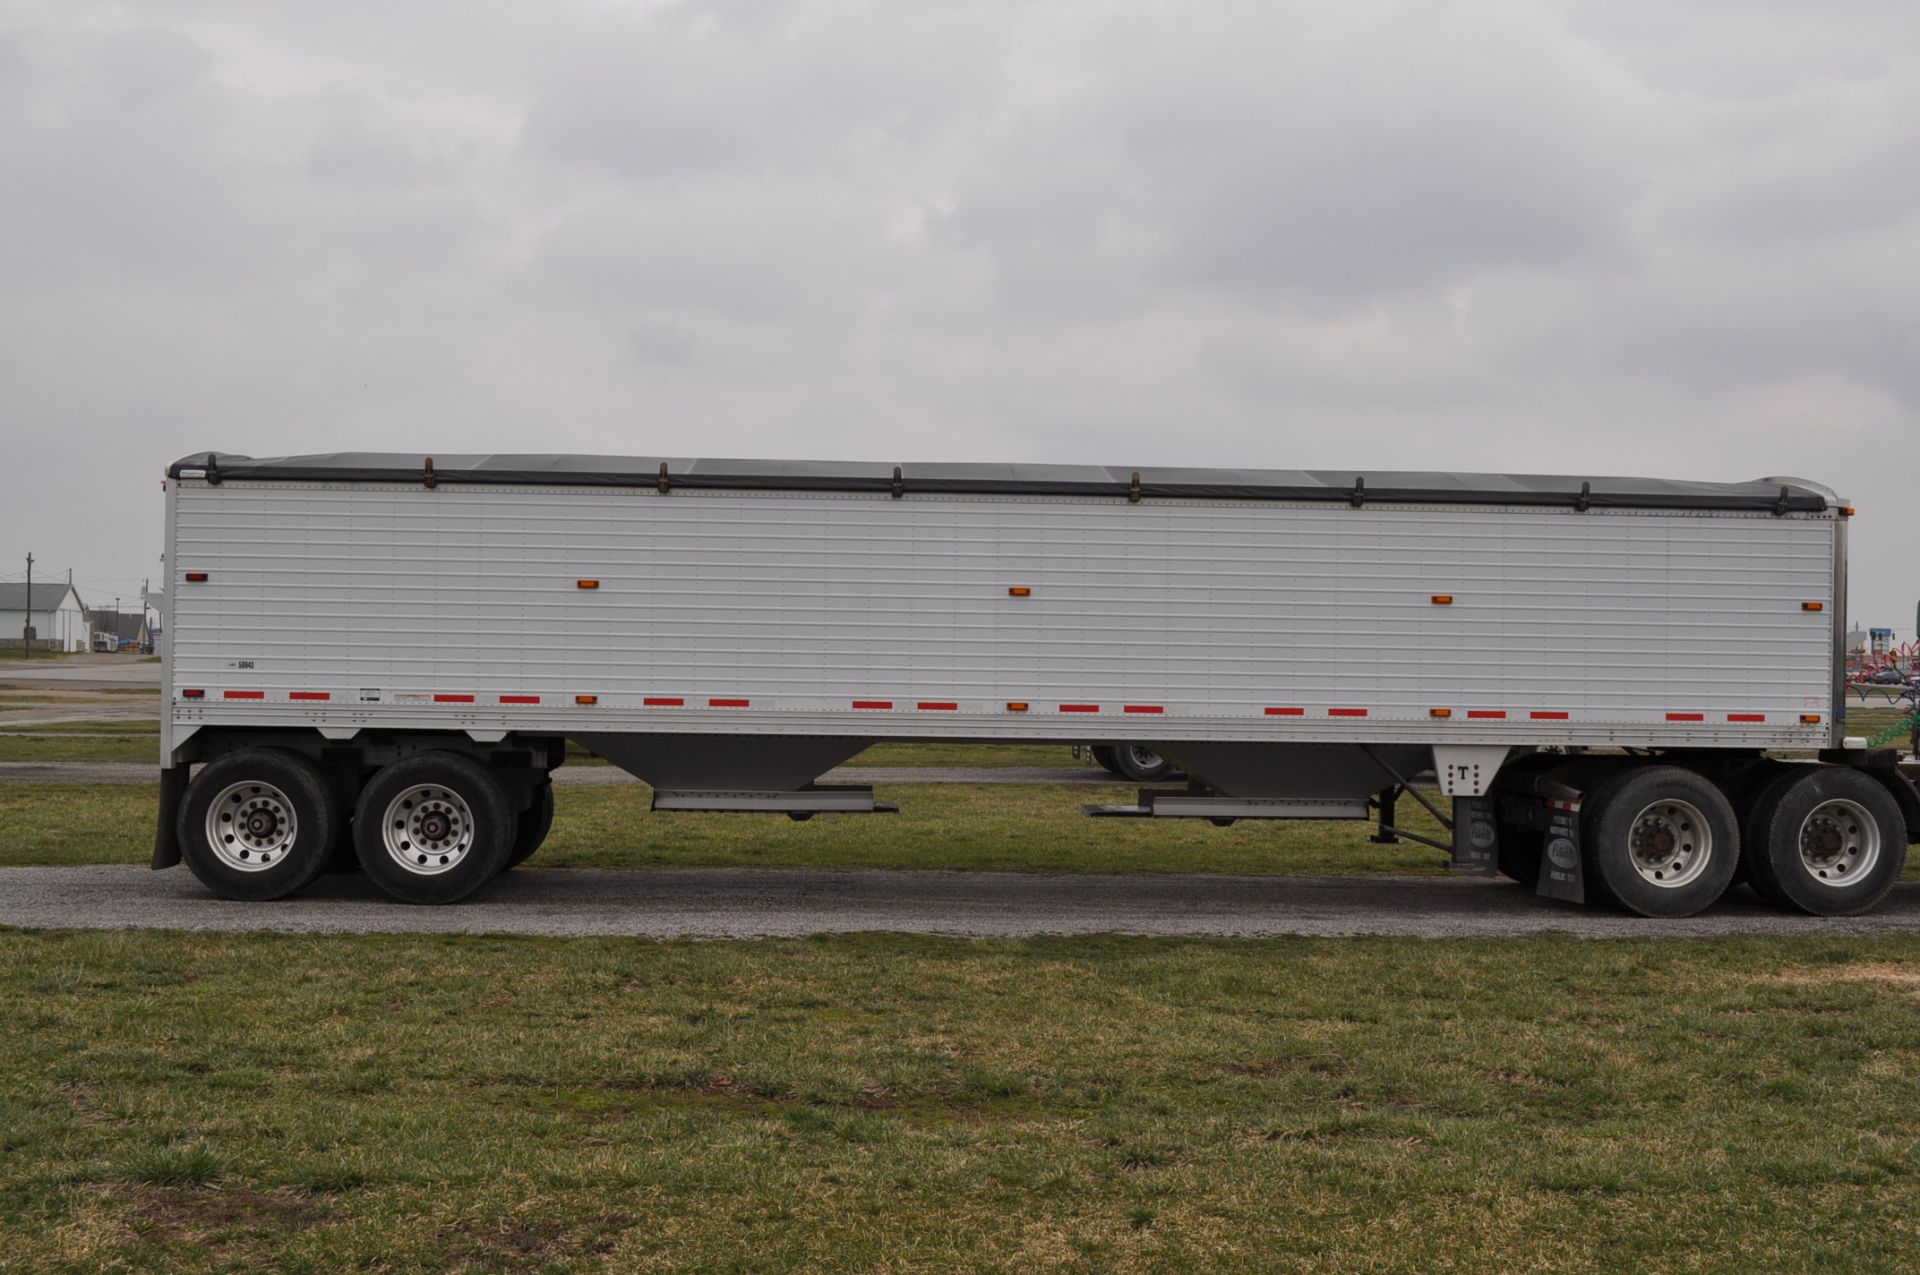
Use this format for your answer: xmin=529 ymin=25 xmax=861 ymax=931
xmin=438 ymin=1210 xmax=633 ymax=1266
xmin=1770 ymin=963 xmax=1920 ymax=995
xmin=129 ymin=1184 xmax=328 ymax=1238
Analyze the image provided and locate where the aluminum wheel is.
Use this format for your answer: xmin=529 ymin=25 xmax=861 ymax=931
xmin=1124 ymin=746 xmax=1165 ymax=771
xmin=381 ymin=784 xmax=476 ymax=876
xmin=1627 ymin=798 xmax=1713 ymax=888
xmin=1797 ymin=798 xmax=1881 ymax=887
xmin=203 ymin=780 xmax=299 ymax=873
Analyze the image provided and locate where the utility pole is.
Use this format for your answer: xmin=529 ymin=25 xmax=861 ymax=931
xmin=21 ymin=553 xmax=31 ymax=659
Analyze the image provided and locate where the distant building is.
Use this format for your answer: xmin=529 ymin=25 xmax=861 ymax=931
xmin=0 ymin=581 xmax=90 ymax=652
xmin=86 ymin=608 xmax=151 ymax=652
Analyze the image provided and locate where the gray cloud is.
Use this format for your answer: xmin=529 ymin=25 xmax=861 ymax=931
xmin=0 ymin=0 xmax=1915 ymax=632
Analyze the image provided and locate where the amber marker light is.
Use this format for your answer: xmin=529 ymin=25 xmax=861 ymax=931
xmin=577 ymin=579 xmax=600 ymax=590
xmin=1430 ymin=708 xmax=1453 ymax=718
xmin=1801 ymin=714 xmax=1822 ymax=724
xmin=1006 ymin=701 xmax=1029 ymax=712
xmin=1430 ymin=595 xmax=1454 ymax=605
xmin=1802 ymin=601 xmax=1824 ymax=611
xmin=575 ymin=695 xmax=599 ymax=706
xmin=1008 ymin=587 xmax=1031 ymax=597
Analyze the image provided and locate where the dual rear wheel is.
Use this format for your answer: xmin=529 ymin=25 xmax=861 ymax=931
xmin=179 ymin=749 xmax=558 ymax=905
xmin=1493 ymin=762 xmax=1906 ymax=918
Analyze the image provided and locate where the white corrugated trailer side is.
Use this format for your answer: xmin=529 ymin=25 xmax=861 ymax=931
xmin=154 ymin=453 xmax=1917 ymax=918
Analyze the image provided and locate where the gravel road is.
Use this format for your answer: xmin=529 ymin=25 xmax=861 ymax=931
xmin=0 ymin=761 xmax=1124 ymax=786
xmin=5 ymin=865 xmax=1917 ymax=940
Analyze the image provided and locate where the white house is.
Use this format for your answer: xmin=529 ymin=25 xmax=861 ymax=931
xmin=0 ymin=581 xmax=91 ymax=652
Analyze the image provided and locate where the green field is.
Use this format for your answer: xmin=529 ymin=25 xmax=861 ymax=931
xmin=0 ymin=782 xmax=1452 ymax=876
xmin=4 ymin=929 xmax=1919 ymax=1272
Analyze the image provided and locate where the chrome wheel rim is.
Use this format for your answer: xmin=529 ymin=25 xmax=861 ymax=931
xmin=204 ymin=781 xmax=298 ymax=872
xmin=1627 ymin=799 xmax=1712 ymax=888
xmin=1797 ymin=799 xmax=1880 ymax=887
xmin=382 ymin=784 xmax=476 ymax=876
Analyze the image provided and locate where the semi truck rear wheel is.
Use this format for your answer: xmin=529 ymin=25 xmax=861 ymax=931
xmin=177 ymin=748 xmax=338 ymax=901
xmin=1110 ymin=745 xmax=1177 ymax=782
xmin=1580 ymin=766 xmax=1739 ymax=918
xmin=354 ymin=752 xmax=515 ymax=904
xmin=1742 ymin=769 xmax=1906 ymax=916
xmin=503 ymin=779 xmax=556 ymax=870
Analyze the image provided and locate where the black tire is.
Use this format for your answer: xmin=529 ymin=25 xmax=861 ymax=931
xmin=1089 ymin=745 xmax=1122 ymax=774
xmin=503 ymin=780 xmax=555 ymax=870
xmin=176 ymin=749 xmax=337 ymax=901
xmin=1580 ymin=765 xmax=1740 ymax=918
xmin=1109 ymin=744 xmax=1178 ymax=783
xmin=1744 ymin=768 xmax=1907 ymax=916
xmin=353 ymin=752 xmax=515 ymax=904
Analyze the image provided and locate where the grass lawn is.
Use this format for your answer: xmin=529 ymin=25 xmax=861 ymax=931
xmin=0 ymin=782 xmax=1453 ymax=875
xmin=0 ymin=734 xmax=160 ymax=764
xmin=0 ymin=720 xmax=158 ymax=734
xmin=4 ymin=928 xmax=1920 ymax=1271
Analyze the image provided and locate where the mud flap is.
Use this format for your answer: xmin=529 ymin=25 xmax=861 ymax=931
xmin=1451 ymin=796 xmax=1499 ymax=875
xmin=151 ymin=765 xmax=188 ymax=869
xmin=1535 ymin=798 xmax=1584 ymax=904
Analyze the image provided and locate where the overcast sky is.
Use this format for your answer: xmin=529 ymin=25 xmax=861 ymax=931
xmin=1 ymin=0 xmax=1915 ymax=634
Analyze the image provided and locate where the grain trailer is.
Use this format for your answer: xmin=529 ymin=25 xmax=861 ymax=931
xmin=153 ymin=453 xmax=1918 ymax=916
